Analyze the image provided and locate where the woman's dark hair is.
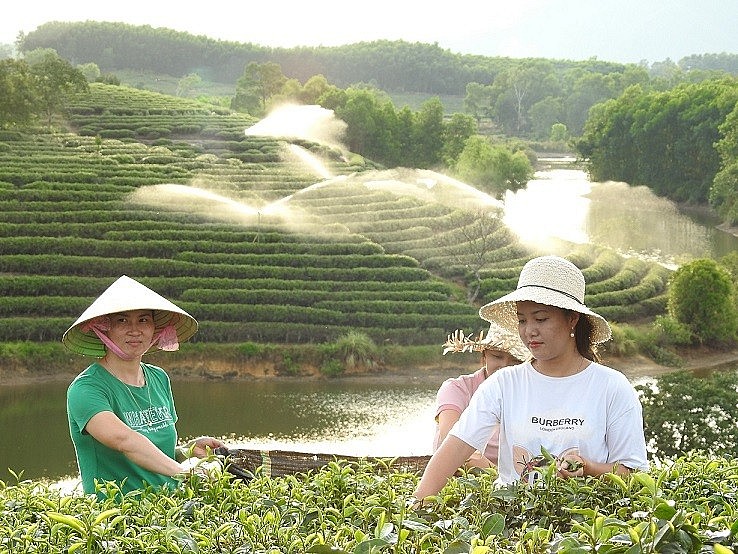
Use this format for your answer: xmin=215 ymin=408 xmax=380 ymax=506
xmin=569 ymin=311 xmax=600 ymax=362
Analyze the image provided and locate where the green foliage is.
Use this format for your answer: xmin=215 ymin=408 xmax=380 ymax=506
xmin=0 ymin=58 xmax=38 ymax=127
xmin=453 ymin=136 xmax=533 ymax=197
xmin=711 ymin=160 xmax=738 ymax=225
xmin=578 ymin=79 xmax=738 ymax=206
xmin=232 ymin=61 xmax=286 ymax=116
xmin=0 ymin=82 xmax=673 ymax=349
xmin=236 ymin=342 xmax=263 ymax=358
xmin=319 ymin=359 xmax=344 ymax=377
xmin=3 ymin=455 xmax=738 ymax=552
xmin=667 ymin=258 xmax=738 ymax=345
xmin=719 ymin=250 xmax=738 ymax=286
xmin=27 ymin=49 xmax=89 ymax=127
xmin=333 ymin=331 xmax=380 ymax=371
xmin=636 ymin=369 xmax=738 ymax=460
xmin=603 ymin=322 xmax=640 ymax=357
xmin=549 ymin=122 xmax=568 ymax=142
xmin=652 ymin=315 xmax=694 ymax=346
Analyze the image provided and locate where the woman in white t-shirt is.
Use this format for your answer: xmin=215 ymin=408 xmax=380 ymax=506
xmin=412 ymin=255 xmax=648 ymax=502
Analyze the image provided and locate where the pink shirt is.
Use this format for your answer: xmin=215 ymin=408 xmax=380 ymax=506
xmin=434 ymin=366 xmax=500 ymax=464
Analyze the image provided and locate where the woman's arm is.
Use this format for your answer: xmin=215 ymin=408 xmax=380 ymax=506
xmin=437 ymin=410 xmax=493 ymax=469
xmin=85 ymin=411 xmax=184 ymax=477
xmin=413 ymin=434 xmax=475 ymax=501
xmin=436 ymin=409 xmax=461 ymax=448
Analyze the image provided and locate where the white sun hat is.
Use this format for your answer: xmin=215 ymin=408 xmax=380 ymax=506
xmin=442 ymin=321 xmax=530 ymax=362
xmin=62 ymin=275 xmax=198 ymax=357
xmin=479 ymin=255 xmax=612 ymax=344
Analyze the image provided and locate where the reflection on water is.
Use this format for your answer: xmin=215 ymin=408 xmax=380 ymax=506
xmin=174 ymin=379 xmax=437 ymax=458
xmin=503 ymin=168 xmax=737 ymax=267
xmin=0 ymin=377 xmax=438 ymax=483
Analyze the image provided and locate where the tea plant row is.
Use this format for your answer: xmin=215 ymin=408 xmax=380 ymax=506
xmin=1 ymin=454 xmax=735 ymax=553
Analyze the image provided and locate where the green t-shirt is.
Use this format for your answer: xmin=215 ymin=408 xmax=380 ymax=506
xmin=66 ymin=362 xmax=179 ymax=497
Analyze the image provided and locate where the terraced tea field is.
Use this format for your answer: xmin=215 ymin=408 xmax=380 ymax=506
xmin=0 ymin=83 xmax=671 ymax=348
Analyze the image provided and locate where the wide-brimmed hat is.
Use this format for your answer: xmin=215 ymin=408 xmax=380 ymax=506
xmin=478 ymin=256 xmax=612 ymax=344
xmin=443 ymin=321 xmax=530 ymax=362
xmin=62 ymin=275 xmax=198 ymax=357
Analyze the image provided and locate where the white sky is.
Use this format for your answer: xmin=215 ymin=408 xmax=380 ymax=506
xmin=2 ymin=0 xmax=737 ymax=64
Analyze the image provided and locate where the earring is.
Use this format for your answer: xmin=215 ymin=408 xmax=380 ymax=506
xmin=570 ymin=329 xmax=575 ymax=338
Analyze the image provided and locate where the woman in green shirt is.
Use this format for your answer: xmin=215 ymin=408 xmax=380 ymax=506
xmin=64 ymin=275 xmax=224 ymax=498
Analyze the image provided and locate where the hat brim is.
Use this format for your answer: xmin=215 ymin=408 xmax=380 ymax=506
xmin=62 ymin=275 xmax=198 ymax=357
xmin=479 ymin=286 xmax=612 ymax=344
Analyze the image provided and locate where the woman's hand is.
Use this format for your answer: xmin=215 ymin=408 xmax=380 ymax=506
xmin=556 ymin=454 xmax=586 ymax=478
xmin=177 ymin=436 xmax=225 ymax=460
xmin=189 ymin=436 xmax=225 ymax=458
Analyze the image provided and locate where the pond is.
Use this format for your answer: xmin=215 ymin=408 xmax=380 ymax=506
xmin=0 ymin=375 xmax=441 ymax=484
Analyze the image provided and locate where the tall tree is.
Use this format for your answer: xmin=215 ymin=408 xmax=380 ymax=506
xmin=232 ymin=62 xmax=286 ymax=116
xmin=0 ymin=58 xmax=37 ymax=127
xmin=27 ymin=50 xmax=88 ymax=127
xmin=441 ymin=112 xmax=477 ymax=166
xmin=411 ymin=97 xmax=445 ymax=168
xmin=490 ymin=60 xmax=560 ymax=135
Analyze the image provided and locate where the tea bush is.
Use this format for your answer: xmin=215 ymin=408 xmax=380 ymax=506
xmin=2 ymin=455 xmax=736 ymax=553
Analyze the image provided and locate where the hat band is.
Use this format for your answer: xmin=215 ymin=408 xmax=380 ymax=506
xmin=517 ymin=284 xmax=583 ymax=305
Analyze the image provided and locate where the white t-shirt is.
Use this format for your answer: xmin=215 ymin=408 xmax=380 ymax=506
xmin=449 ymin=360 xmax=649 ymax=485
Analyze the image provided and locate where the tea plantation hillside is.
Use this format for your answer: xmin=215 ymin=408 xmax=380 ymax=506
xmin=0 ymin=83 xmax=671 ymax=349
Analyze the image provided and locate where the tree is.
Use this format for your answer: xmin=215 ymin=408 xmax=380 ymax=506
xmin=436 ymin=209 xmax=514 ymax=303
xmin=711 ymin=102 xmax=738 ymax=224
xmin=490 ymin=60 xmax=560 ymax=135
xmin=232 ymin=61 xmax=286 ymax=116
xmin=27 ymin=50 xmax=88 ymax=127
xmin=411 ymin=97 xmax=445 ymax=168
xmin=667 ymin=258 xmax=738 ymax=345
xmin=710 ymin=161 xmax=738 ymax=225
xmin=549 ymin=123 xmax=569 ymax=142
xmin=300 ymin=74 xmax=336 ymax=105
xmin=463 ymin=82 xmax=494 ymax=123
xmin=0 ymin=58 xmax=37 ymax=127
xmin=77 ymin=62 xmax=100 ymax=82
xmin=0 ymin=43 xmax=15 ymax=60
xmin=441 ymin=112 xmax=477 ymax=166
xmin=636 ymin=369 xmax=738 ymax=460
xmin=176 ymin=72 xmax=202 ymax=97
xmin=528 ymin=96 xmax=564 ymax=140
xmin=454 ymin=136 xmax=533 ymax=197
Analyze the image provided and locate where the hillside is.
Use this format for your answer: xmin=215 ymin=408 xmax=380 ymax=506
xmin=0 ymin=83 xmax=672 ymax=351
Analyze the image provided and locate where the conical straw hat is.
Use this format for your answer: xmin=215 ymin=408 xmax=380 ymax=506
xmin=62 ymin=275 xmax=198 ymax=357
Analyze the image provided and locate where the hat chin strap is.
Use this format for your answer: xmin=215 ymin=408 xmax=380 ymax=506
xmin=82 ymin=317 xmax=137 ymax=361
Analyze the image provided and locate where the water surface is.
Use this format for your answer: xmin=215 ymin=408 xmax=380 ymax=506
xmin=0 ymin=376 xmax=439 ymax=484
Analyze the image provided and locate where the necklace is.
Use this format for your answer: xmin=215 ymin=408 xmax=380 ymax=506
xmin=118 ymin=364 xmax=153 ymax=415
xmin=573 ymin=356 xmax=589 ymax=375
xmin=531 ymin=356 xmax=589 ymax=377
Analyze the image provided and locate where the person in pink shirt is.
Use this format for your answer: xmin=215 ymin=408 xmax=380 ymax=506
xmin=434 ymin=322 xmax=530 ymax=469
